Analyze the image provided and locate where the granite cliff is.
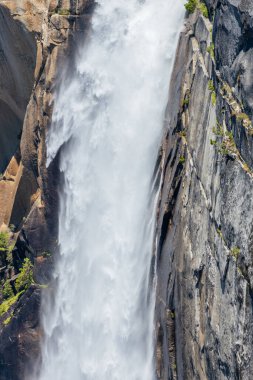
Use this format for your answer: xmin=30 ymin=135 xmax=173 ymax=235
xmin=0 ymin=0 xmax=253 ymax=379
xmin=155 ymin=1 xmax=253 ymax=379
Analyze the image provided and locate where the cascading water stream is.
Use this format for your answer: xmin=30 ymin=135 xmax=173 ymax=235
xmin=38 ymin=1 xmax=184 ymax=379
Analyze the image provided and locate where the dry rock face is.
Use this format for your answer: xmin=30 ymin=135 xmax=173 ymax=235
xmin=0 ymin=1 xmax=91 ymax=379
xmin=155 ymin=2 xmax=253 ymax=380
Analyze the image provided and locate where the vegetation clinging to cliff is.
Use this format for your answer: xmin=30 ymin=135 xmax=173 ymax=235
xmin=184 ymin=0 xmax=208 ymax=18
xmin=0 ymin=291 xmax=25 ymax=318
xmin=0 ymin=231 xmax=14 ymax=267
xmin=0 ymin=232 xmax=9 ymax=253
xmin=0 ymin=257 xmax=33 ymax=323
xmin=15 ymin=258 xmax=33 ymax=293
xmin=184 ymin=0 xmax=197 ymax=13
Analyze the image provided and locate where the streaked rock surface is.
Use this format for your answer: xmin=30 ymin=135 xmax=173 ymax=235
xmin=155 ymin=3 xmax=253 ymax=379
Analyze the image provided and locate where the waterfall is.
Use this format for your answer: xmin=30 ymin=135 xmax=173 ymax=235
xmin=38 ymin=1 xmax=184 ymax=379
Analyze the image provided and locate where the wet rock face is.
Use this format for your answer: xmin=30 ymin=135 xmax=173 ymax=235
xmin=155 ymin=2 xmax=253 ymax=380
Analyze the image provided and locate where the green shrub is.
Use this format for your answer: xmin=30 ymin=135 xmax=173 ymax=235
xmin=183 ymin=97 xmax=190 ymax=107
xmin=184 ymin=0 xmax=197 ymax=13
xmin=208 ymin=80 xmax=215 ymax=92
xmin=211 ymin=125 xmax=237 ymax=156
xmin=231 ymin=246 xmax=240 ymax=259
xmin=185 ymin=0 xmax=209 ymax=18
xmin=170 ymin=311 xmax=175 ymax=319
xmin=179 ymin=130 xmax=187 ymax=138
xmin=236 ymin=112 xmax=250 ymax=121
xmin=0 ymin=292 xmax=22 ymax=317
xmin=0 ymin=231 xmax=14 ymax=266
xmin=211 ymin=92 xmax=216 ymax=106
xmin=6 ymin=249 xmax=13 ymax=265
xmin=218 ymin=142 xmax=229 ymax=156
xmin=210 ymin=139 xmax=217 ymax=146
xmin=199 ymin=2 xmax=208 ymax=18
xmin=212 ymin=124 xmax=224 ymax=137
xmin=3 ymin=314 xmax=12 ymax=325
xmin=225 ymin=131 xmax=234 ymax=140
xmin=0 ymin=232 xmax=9 ymax=253
xmin=15 ymin=258 xmax=33 ymax=293
xmin=179 ymin=156 xmax=186 ymax=164
xmin=2 ymin=281 xmax=14 ymax=300
xmin=208 ymin=80 xmax=216 ymax=105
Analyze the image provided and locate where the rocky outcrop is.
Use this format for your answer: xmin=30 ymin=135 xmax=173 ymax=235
xmin=0 ymin=1 xmax=92 ymax=378
xmin=155 ymin=2 xmax=253 ymax=379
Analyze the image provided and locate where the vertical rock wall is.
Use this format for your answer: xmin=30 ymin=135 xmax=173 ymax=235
xmin=155 ymin=2 xmax=253 ymax=379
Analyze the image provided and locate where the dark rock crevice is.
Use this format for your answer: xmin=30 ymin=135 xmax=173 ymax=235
xmin=0 ymin=6 xmax=36 ymax=173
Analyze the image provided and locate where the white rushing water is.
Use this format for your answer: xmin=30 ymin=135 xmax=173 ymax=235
xmin=39 ymin=1 xmax=184 ymax=379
